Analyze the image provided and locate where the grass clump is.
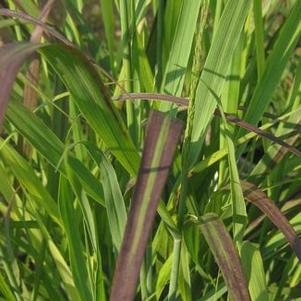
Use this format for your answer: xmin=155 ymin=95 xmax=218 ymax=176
xmin=0 ymin=1 xmax=301 ymax=300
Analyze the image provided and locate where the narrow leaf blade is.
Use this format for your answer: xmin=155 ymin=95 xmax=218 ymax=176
xmin=188 ymin=0 xmax=252 ymax=166
xmin=110 ymin=111 xmax=183 ymax=301
xmin=199 ymin=213 xmax=251 ymax=301
xmin=40 ymin=44 xmax=140 ymax=175
xmin=242 ymin=181 xmax=301 ymax=262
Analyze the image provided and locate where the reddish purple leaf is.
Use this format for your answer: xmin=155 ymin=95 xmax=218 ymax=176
xmin=200 ymin=213 xmax=251 ymax=301
xmin=242 ymin=181 xmax=301 ymax=262
xmin=110 ymin=111 xmax=183 ymax=301
xmin=0 ymin=43 xmax=41 ymax=129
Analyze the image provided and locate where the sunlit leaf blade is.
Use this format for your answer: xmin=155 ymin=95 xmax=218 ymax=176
xmin=5 ymin=99 xmax=105 ymax=206
xmin=240 ymin=242 xmax=268 ymax=301
xmin=238 ymin=0 xmax=301 ymax=134
xmin=226 ymin=134 xmax=247 ymax=242
xmin=0 ymin=272 xmax=16 ymax=301
xmin=85 ymin=145 xmax=127 ymax=251
xmin=199 ymin=213 xmax=251 ymax=301
xmin=0 ymin=42 xmax=41 ymax=127
xmin=133 ymin=34 xmax=154 ymax=93
xmin=40 ymin=44 xmax=140 ymax=175
xmin=110 ymin=111 xmax=183 ymax=301
xmin=0 ymin=138 xmax=59 ymax=223
xmin=160 ymin=0 xmax=202 ymax=112
xmin=6 ymin=99 xmax=63 ymax=165
xmin=242 ymin=181 xmax=301 ymax=262
xmin=191 ymin=106 xmax=301 ymax=174
xmin=188 ymin=0 xmax=252 ymax=166
xmin=217 ymin=102 xmax=247 ymax=242
xmin=249 ymin=54 xmax=301 ymax=178
xmin=156 ymin=255 xmax=173 ymax=300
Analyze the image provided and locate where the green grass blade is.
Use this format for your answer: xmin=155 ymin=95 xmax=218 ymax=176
xmin=156 ymin=255 xmax=173 ymax=300
xmin=100 ymin=0 xmax=116 ymax=75
xmin=263 ymin=212 xmax=301 ymax=259
xmin=197 ymin=283 xmax=226 ymax=301
xmin=58 ymin=175 xmax=94 ymax=301
xmin=191 ymin=104 xmax=301 ymax=174
xmin=188 ymin=0 xmax=252 ymax=167
xmin=64 ymin=158 xmax=98 ymax=253
xmin=0 ymin=272 xmax=16 ymax=301
xmin=237 ymin=0 xmax=301 ymax=135
xmin=159 ymin=0 xmax=202 ymax=112
xmin=253 ymin=0 xmax=266 ymax=79
xmin=225 ymin=135 xmax=247 ymax=242
xmin=240 ymin=242 xmax=268 ymax=301
xmin=36 ymin=214 xmax=82 ymax=300
xmin=217 ymin=104 xmax=247 ymax=243
xmin=162 ymin=0 xmax=182 ymax=63
xmin=132 ymin=33 xmax=154 ymax=92
xmin=85 ymin=145 xmax=127 ymax=251
xmin=0 ymin=138 xmax=59 ymax=222
xmin=40 ymin=44 xmax=140 ymax=175
xmin=5 ymin=99 xmax=105 ymax=205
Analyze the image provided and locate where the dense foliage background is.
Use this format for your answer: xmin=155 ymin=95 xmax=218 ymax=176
xmin=0 ymin=0 xmax=301 ymax=300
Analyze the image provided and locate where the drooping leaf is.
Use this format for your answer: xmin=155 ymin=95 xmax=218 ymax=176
xmin=115 ymin=92 xmax=301 ymax=157
xmin=199 ymin=213 xmax=251 ymax=301
xmin=22 ymin=0 xmax=55 ymax=137
xmin=191 ymin=105 xmax=301 ymax=175
xmin=110 ymin=110 xmax=183 ymax=301
xmin=0 ymin=42 xmax=41 ymax=127
xmin=0 ymin=9 xmax=72 ymax=46
xmin=242 ymin=181 xmax=301 ymax=262
xmin=40 ymin=44 xmax=140 ymax=175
